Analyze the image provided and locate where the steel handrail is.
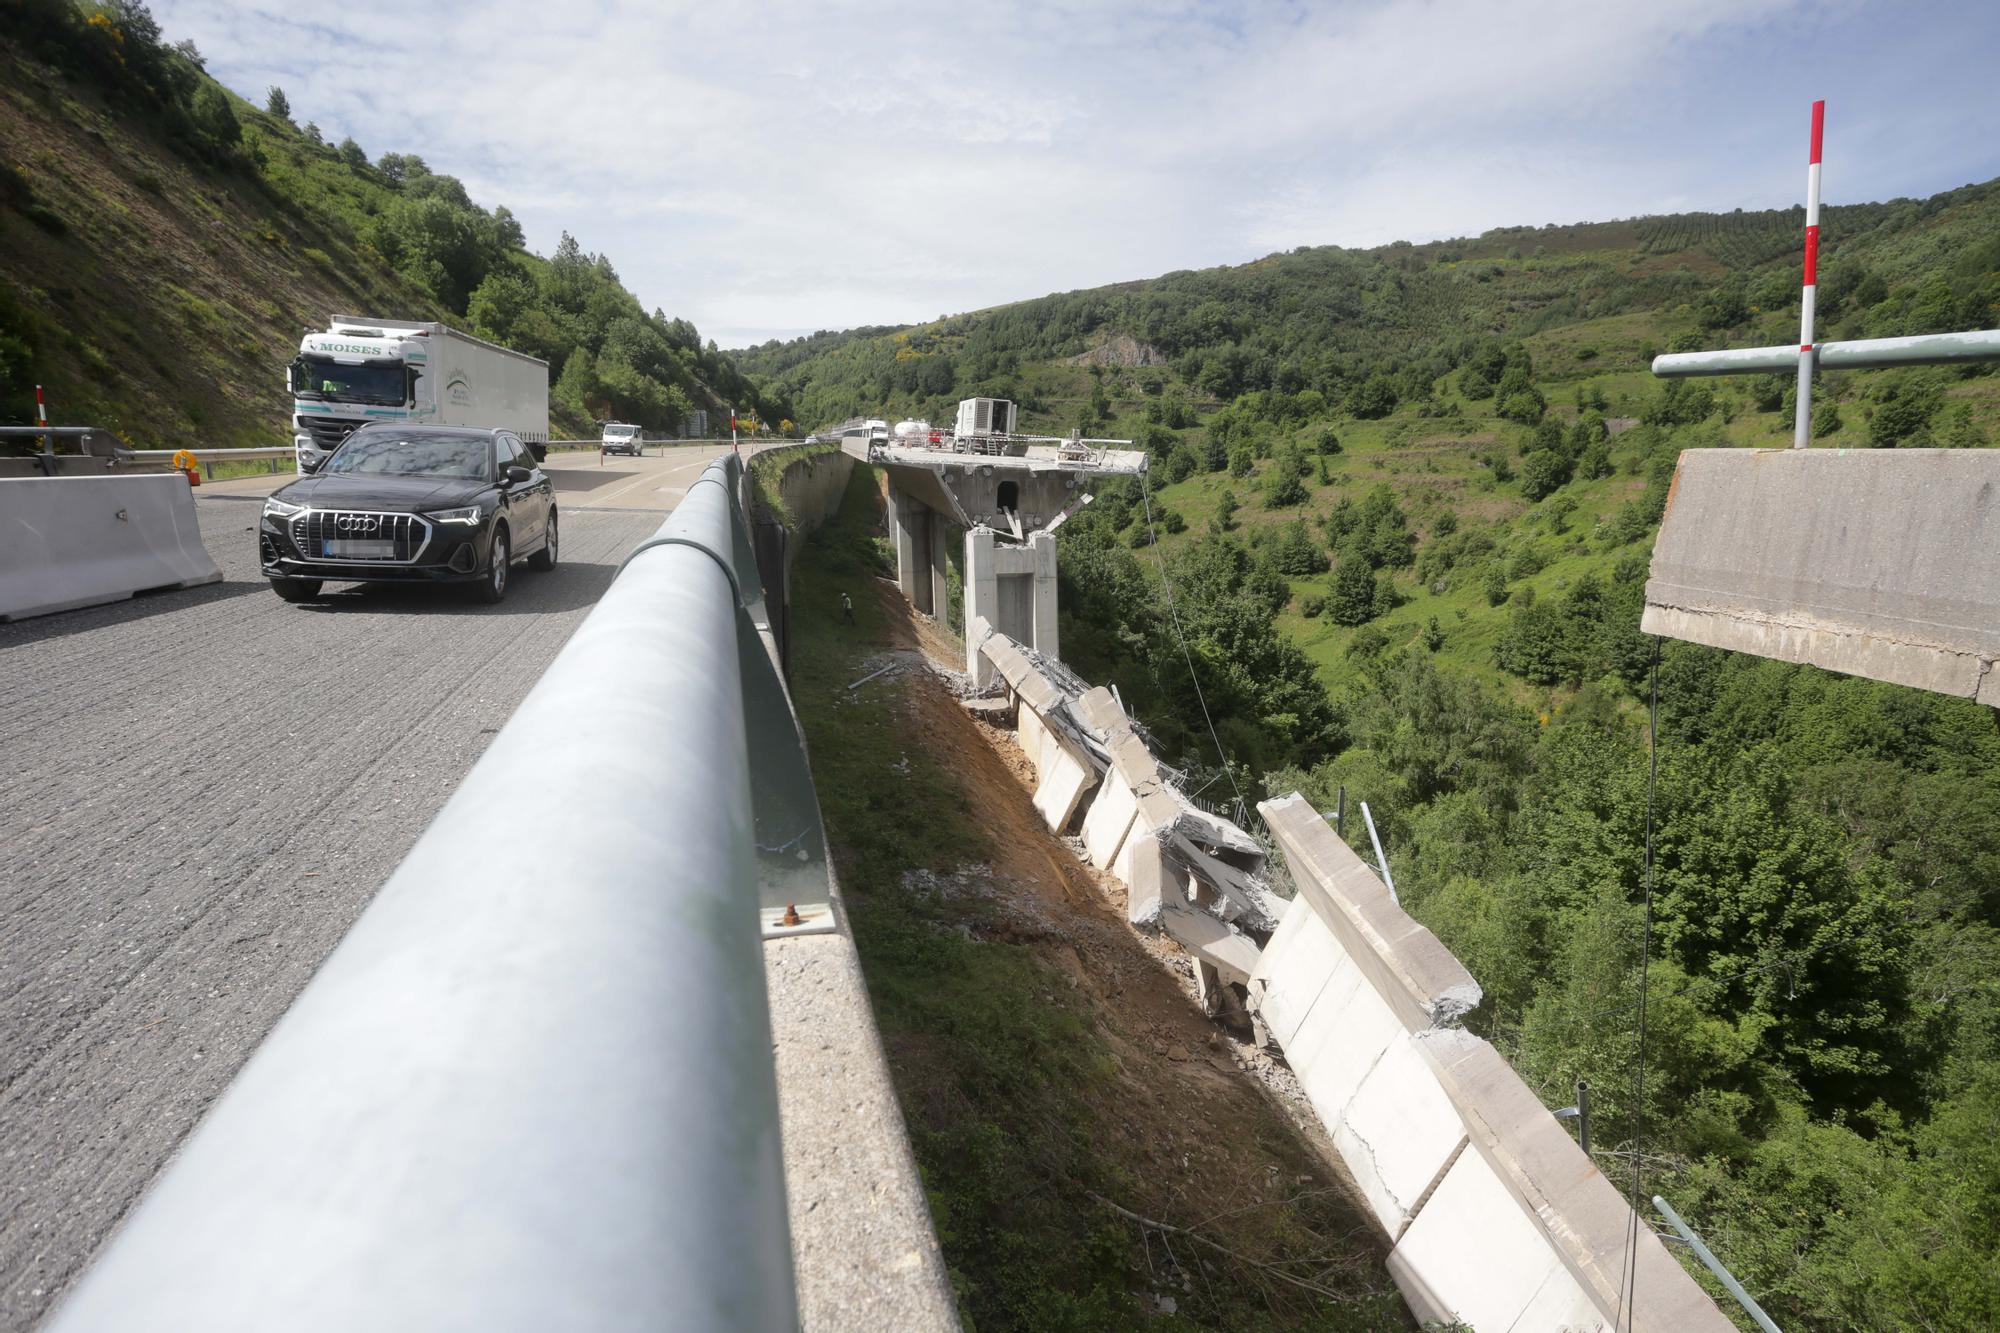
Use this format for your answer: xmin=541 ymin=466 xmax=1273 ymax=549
xmin=50 ymin=453 xmax=800 ymax=1332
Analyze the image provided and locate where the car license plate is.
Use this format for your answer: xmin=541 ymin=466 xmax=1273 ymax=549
xmin=324 ymin=539 xmax=394 ymax=558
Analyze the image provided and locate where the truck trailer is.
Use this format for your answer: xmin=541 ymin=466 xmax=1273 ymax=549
xmin=289 ymin=316 xmax=549 ymax=472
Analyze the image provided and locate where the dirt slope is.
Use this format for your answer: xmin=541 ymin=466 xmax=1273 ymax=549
xmin=788 ymin=467 xmax=1408 ymax=1330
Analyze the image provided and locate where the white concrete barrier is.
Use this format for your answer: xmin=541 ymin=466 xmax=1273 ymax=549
xmin=1252 ymin=796 xmax=1734 ymax=1333
xmin=1 ymin=475 xmax=222 ymax=622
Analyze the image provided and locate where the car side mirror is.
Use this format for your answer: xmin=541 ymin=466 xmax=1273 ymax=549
xmin=504 ymin=465 xmax=532 ymax=486
xmin=299 ymin=454 xmax=326 ymax=475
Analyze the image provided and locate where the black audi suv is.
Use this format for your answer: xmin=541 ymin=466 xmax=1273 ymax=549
xmin=258 ymin=424 xmax=557 ymax=605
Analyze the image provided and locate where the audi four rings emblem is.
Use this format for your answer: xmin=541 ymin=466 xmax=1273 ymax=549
xmin=335 ymin=514 xmax=380 ymax=533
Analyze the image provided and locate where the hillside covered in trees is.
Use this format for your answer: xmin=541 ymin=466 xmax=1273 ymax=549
xmin=0 ymin=0 xmax=791 ymax=448
xmin=748 ymin=184 xmax=2000 ymax=1330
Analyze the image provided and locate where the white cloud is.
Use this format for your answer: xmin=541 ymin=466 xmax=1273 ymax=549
xmin=153 ymin=0 xmax=1999 ymax=347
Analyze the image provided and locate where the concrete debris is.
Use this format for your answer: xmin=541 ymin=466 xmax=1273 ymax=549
xmin=845 ymin=650 xmax=976 ymax=698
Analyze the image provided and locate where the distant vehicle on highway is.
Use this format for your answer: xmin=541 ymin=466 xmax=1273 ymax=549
xmin=289 ymin=316 xmax=550 ymax=474
xmin=600 ymin=422 xmax=645 ymax=456
xmin=259 ymin=424 xmax=557 ymax=606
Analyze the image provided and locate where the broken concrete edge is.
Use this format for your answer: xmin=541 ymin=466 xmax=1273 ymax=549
xmin=1160 ymin=897 xmax=1263 ymax=985
xmin=1158 ymin=833 xmax=1283 ymax=935
xmin=1257 ymin=794 xmax=1481 ymax=1031
xmin=1641 ymin=601 xmax=2000 ymax=706
xmin=1411 ymin=1029 xmax=1736 ymax=1333
xmin=980 ymin=629 xmax=1068 ymax=719
xmin=1070 ymin=684 xmax=1127 ymax=745
xmin=1643 ymin=447 xmax=2000 ymax=708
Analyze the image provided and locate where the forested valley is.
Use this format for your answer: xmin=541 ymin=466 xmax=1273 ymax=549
xmin=745 ymin=184 xmax=2000 ymax=1331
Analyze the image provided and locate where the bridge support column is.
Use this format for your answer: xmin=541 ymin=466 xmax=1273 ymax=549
xmin=886 ymin=481 xmax=927 ymax=613
xmin=1029 ymin=529 xmax=1058 ymax=663
xmin=928 ymin=508 xmax=954 ymax=628
xmin=965 ymin=525 xmax=1060 ymax=685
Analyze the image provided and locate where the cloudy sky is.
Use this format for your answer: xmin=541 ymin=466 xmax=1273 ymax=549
xmin=154 ymin=0 xmax=2000 ymax=349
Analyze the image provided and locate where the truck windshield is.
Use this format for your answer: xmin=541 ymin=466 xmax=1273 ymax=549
xmin=292 ymin=356 xmax=406 ymax=405
xmin=323 ymin=431 xmax=492 ymax=479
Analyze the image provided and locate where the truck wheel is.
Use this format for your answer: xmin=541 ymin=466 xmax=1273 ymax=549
xmin=270 ymin=577 xmax=322 ymax=602
xmin=528 ymin=510 xmax=558 ymax=571
xmin=472 ymin=526 xmax=510 ymax=604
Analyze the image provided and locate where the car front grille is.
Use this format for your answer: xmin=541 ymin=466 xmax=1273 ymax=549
xmin=289 ymin=510 xmax=432 ymax=563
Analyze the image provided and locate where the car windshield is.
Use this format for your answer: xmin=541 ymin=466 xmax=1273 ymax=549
xmin=292 ymin=355 xmax=406 ymax=405
xmin=605 ymin=426 xmax=636 ymax=438
xmin=323 ymin=431 xmax=492 ymax=479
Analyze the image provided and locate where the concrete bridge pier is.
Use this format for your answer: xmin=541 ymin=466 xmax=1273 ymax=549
xmin=886 ymin=479 xmax=959 ymax=622
xmin=886 ymin=480 xmax=925 ymax=613
xmin=965 ymin=526 xmax=1057 ymax=689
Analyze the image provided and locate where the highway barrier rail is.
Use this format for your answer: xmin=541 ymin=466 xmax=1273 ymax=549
xmin=50 ymin=453 xmax=811 ymax=1331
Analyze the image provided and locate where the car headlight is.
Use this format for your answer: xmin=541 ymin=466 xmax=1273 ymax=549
xmin=263 ymin=497 xmax=305 ymax=519
xmin=427 ymin=505 xmax=482 ymax=525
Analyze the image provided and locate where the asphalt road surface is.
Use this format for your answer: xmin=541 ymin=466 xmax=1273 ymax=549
xmin=0 ymin=451 xmax=739 ymax=1329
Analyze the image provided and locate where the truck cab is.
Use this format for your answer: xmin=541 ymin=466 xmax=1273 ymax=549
xmin=291 ymin=325 xmax=426 ymax=473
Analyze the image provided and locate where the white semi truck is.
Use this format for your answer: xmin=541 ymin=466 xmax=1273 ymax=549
xmin=289 ymin=316 xmax=549 ymax=472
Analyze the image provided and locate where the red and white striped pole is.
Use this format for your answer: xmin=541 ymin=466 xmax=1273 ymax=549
xmin=35 ymin=383 xmax=50 ymax=459
xmin=1793 ymin=99 xmax=1825 ymax=449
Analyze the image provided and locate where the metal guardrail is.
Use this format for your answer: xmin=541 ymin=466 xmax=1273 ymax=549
xmin=50 ymin=453 xmax=812 ymax=1331
xmin=1653 ymin=327 xmax=2000 ymax=377
xmin=115 ymin=445 xmax=295 ymax=462
xmin=116 ymin=446 xmax=294 ymax=480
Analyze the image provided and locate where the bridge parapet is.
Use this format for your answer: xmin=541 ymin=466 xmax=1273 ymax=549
xmin=48 ymin=453 xmax=957 ymax=1332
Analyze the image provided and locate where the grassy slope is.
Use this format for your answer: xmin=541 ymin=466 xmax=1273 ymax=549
xmin=0 ymin=35 xmax=763 ymax=449
xmin=786 ymin=466 xmax=1411 ymax=1332
xmin=0 ymin=41 xmax=448 ymax=448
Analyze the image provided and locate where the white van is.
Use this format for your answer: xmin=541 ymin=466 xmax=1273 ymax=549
xmin=600 ymin=423 xmax=644 ymax=457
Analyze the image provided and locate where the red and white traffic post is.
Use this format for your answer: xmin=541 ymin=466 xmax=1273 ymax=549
xmin=1793 ymin=99 xmax=1825 ymax=449
xmin=35 ymin=383 xmax=50 ymax=458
